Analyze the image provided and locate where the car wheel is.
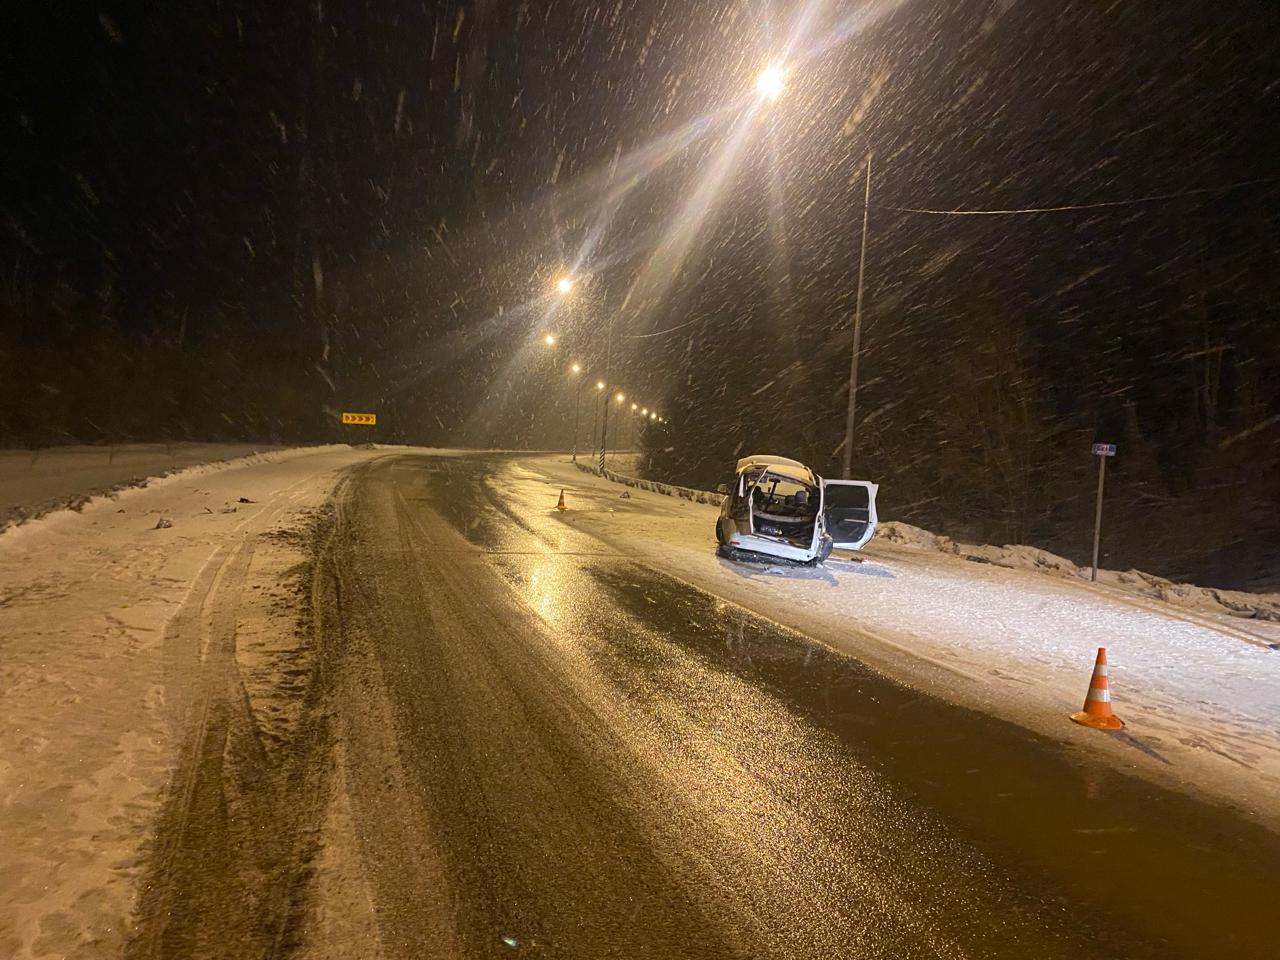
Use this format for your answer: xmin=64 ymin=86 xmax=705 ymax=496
xmin=816 ymin=535 xmax=834 ymax=563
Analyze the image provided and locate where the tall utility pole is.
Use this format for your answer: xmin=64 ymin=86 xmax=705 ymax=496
xmin=1090 ymin=442 xmax=1116 ymax=581
xmin=590 ymin=382 xmax=605 ymax=457
xmin=598 ymin=315 xmax=614 ymax=472
xmin=571 ymin=374 xmax=584 ymax=462
xmin=841 ymin=153 xmax=873 ymax=480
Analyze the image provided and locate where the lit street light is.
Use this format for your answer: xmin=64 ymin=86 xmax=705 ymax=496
xmin=756 ymin=65 xmax=785 ymax=102
xmin=544 ymin=333 xmax=556 ymax=347
xmin=556 ymin=276 xmax=574 ymax=295
xmin=571 ymin=362 xmax=581 ymax=373
xmin=755 ymin=63 xmax=869 ymax=478
xmin=616 ymin=392 xmax=625 ymax=403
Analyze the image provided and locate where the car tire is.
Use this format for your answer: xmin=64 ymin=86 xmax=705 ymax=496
xmin=816 ymin=535 xmax=834 ymax=564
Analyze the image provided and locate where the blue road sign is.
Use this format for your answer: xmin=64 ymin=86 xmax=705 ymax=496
xmin=1092 ymin=443 xmax=1117 ymax=457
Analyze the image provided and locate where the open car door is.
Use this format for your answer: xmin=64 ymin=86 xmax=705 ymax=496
xmin=821 ymin=480 xmax=879 ymax=550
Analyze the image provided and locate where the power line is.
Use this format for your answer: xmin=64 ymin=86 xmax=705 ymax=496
xmin=625 ymin=316 xmax=703 ymax=339
xmin=878 ymin=176 xmax=1276 ymax=217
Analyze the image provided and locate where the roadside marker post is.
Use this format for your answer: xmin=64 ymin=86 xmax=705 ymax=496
xmin=1090 ymin=443 xmax=1116 ymax=582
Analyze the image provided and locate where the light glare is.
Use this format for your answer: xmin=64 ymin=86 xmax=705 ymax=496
xmin=757 ymin=65 xmax=785 ymax=101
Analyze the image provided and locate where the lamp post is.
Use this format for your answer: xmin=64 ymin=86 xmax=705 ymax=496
xmin=755 ymin=67 xmax=872 ymax=479
xmin=601 ymin=391 xmax=624 ymax=471
xmin=841 ymin=153 xmax=872 ymax=480
xmin=570 ymin=362 xmax=583 ymax=461
xmin=591 ymin=380 xmax=605 ymax=458
xmin=597 ymin=295 xmax=616 ymax=467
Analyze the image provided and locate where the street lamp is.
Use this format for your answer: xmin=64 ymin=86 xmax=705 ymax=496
xmin=569 ymin=363 xmax=584 ymax=461
xmin=753 ymin=64 xmax=870 ymax=478
xmin=544 ymin=333 xmax=556 ymax=346
xmin=556 ymin=276 xmax=574 ymax=295
xmin=756 ymin=65 xmax=785 ymax=102
xmin=839 ymin=153 xmax=872 ymax=480
xmin=591 ymin=380 xmax=606 ymax=455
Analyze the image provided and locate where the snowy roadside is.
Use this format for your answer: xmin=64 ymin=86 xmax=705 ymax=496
xmin=0 ymin=446 xmax=392 ymax=959
xmin=585 ymin=460 xmax=1280 ymax=627
xmin=0 ymin=442 xmax=311 ymax=532
xmin=516 ymin=455 xmax=1280 ymax=829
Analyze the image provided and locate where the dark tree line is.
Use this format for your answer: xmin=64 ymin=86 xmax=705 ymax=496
xmin=640 ymin=196 xmax=1280 ymax=590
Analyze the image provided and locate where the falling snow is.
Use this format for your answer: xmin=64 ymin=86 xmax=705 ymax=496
xmin=2 ymin=0 xmax=1278 ymax=589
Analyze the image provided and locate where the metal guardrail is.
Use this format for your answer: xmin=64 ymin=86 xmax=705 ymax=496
xmin=573 ymin=461 xmax=726 ymax=506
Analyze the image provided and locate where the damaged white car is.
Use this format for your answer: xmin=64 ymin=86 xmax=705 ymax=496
xmin=714 ymin=455 xmax=878 ymax=565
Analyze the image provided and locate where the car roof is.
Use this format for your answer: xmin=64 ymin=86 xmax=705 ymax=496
xmin=735 ymin=454 xmax=815 ymax=484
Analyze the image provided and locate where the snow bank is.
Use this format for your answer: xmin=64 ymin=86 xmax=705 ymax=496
xmin=952 ymin=542 xmax=1280 ymax=624
xmin=874 ymin=520 xmax=959 ymax=553
xmin=0 ymin=442 xmax=317 ymax=532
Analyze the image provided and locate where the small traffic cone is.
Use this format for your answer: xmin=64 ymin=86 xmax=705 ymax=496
xmin=555 ymin=489 xmax=567 ymax=512
xmin=1070 ymin=647 xmax=1124 ymax=730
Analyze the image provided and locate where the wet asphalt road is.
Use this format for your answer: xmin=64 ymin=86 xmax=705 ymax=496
xmin=131 ymin=452 xmax=1280 ymax=959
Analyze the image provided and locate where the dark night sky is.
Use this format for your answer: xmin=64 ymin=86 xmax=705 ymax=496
xmin=2 ymin=0 xmax=1278 ymax=585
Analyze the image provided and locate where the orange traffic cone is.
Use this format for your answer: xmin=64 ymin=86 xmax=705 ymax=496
xmin=555 ymin=489 xmax=567 ymax=512
xmin=1070 ymin=647 xmax=1124 ymax=730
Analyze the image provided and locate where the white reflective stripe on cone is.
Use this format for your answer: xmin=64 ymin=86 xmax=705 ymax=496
xmin=1094 ymin=664 xmax=1109 ymax=676
xmin=1086 ymin=688 xmax=1111 ymax=702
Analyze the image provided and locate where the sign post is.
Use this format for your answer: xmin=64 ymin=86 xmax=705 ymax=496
xmin=1090 ymin=442 xmax=1116 ymax=581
